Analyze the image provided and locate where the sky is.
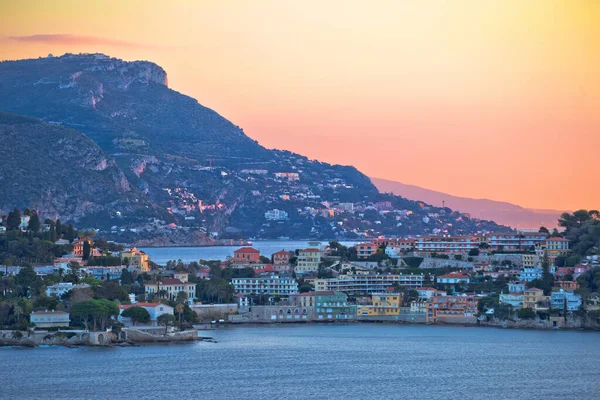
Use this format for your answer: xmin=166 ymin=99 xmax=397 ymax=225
xmin=0 ymin=0 xmax=598 ymax=211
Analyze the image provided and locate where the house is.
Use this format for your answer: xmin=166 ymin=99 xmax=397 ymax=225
xmin=145 ymin=274 xmax=196 ymax=304
xmin=357 ymin=293 xmax=401 ymax=316
xmin=519 ymin=267 xmax=543 ymax=282
xmin=554 ymin=267 xmax=574 ymax=280
xmin=234 ymin=293 xmax=250 ymax=309
xmin=415 ymin=236 xmax=480 ymax=254
xmin=584 ymin=293 xmax=600 ymax=312
xmin=486 ymin=232 xmax=547 ymax=251
xmin=416 ymin=287 xmax=437 ymax=300
xmin=19 ymin=215 xmax=30 ymax=231
xmin=295 ymin=248 xmax=322 ymax=273
xmin=46 ymin=282 xmax=91 ymax=298
xmin=118 ymin=302 xmax=174 ymax=327
xmin=426 ymin=295 xmax=478 ymax=323
xmin=272 ymin=250 xmax=293 ymax=265
xmin=523 ymin=288 xmax=545 ymax=309
xmin=121 ymin=248 xmax=150 ymax=272
xmin=508 ymin=282 xmax=526 ymax=293
xmin=313 ymin=291 xmax=356 ymax=320
xmin=83 ymin=266 xmax=123 ymax=281
xmin=499 ymin=293 xmax=524 ymax=308
xmin=543 ymin=237 xmax=570 ymax=259
xmin=436 ymin=272 xmax=470 ymax=285
xmin=556 ymin=281 xmax=579 ymax=292
xmin=551 ymin=290 xmax=582 ymax=311
xmin=30 ymin=310 xmax=70 ymax=328
xmin=72 ymin=238 xmax=101 ymax=258
xmin=233 ymin=247 xmax=261 ymax=264
xmin=356 ymin=243 xmax=378 ymax=259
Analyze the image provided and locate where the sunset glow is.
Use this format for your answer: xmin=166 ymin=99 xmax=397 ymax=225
xmin=1 ymin=0 xmax=598 ymax=211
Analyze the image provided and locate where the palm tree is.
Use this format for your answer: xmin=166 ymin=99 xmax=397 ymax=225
xmin=175 ymin=303 xmax=184 ymax=330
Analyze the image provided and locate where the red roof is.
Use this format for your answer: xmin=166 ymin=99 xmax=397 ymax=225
xmin=302 ymin=248 xmax=321 ymax=252
xmin=234 ymin=247 xmax=260 ymax=253
xmin=547 ymin=237 xmax=568 ymax=242
xmin=159 ymin=278 xmax=194 ymax=285
xmin=417 ymin=287 xmax=436 ymax=291
xmin=525 ymin=287 xmax=543 ymax=292
xmin=273 ymin=250 xmax=290 ymax=256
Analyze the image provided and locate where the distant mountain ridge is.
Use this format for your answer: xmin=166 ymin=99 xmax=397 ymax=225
xmin=0 ymin=53 xmax=509 ymax=241
xmin=371 ymin=177 xmax=564 ymax=229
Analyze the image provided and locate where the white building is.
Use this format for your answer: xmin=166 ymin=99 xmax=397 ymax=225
xmin=499 ymin=293 xmax=524 ymax=308
xmin=118 ymin=302 xmax=175 ymax=327
xmin=295 ymin=248 xmax=322 ymax=273
xmin=264 ymin=209 xmax=289 ymax=221
xmin=46 ymin=282 xmax=91 ymax=298
xmin=314 ymin=274 xmax=424 ymax=294
xmin=30 ymin=310 xmax=70 ymax=328
xmin=231 ymin=275 xmax=299 ymax=296
xmin=436 ymin=272 xmax=471 ymax=284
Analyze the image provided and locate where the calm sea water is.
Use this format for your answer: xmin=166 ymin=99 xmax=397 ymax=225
xmin=1 ymin=324 xmax=599 ymax=400
xmin=140 ymin=240 xmax=359 ymax=265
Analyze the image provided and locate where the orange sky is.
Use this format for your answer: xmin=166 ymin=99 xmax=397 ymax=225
xmin=1 ymin=0 xmax=598 ymax=211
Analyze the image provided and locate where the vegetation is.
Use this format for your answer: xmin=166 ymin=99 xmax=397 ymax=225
xmin=121 ymin=306 xmax=151 ymax=326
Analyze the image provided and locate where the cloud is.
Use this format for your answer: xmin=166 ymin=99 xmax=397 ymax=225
xmin=6 ymin=34 xmax=157 ymax=49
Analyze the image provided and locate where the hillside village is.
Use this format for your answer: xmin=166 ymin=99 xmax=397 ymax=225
xmin=1 ymin=209 xmax=599 ymax=346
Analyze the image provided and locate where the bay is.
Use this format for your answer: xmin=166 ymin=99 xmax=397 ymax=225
xmin=140 ymin=240 xmax=359 ymax=265
xmin=1 ymin=324 xmax=599 ymax=400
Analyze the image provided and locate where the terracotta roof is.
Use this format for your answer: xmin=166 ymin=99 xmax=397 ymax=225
xmin=525 ymin=287 xmax=543 ymax=292
xmin=273 ymin=250 xmax=291 ymax=256
xmin=302 ymin=248 xmax=321 ymax=252
xmin=160 ymin=278 xmax=195 ymax=285
xmin=234 ymin=247 xmax=260 ymax=253
xmin=417 ymin=287 xmax=436 ymax=291
xmin=547 ymin=237 xmax=569 ymax=242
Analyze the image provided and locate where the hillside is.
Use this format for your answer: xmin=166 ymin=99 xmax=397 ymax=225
xmin=371 ymin=177 xmax=564 ymax=229
xmin=0 ymin=112 xmax=158 ymax=225
xmin=0 ymin=54 xmax=509 ymax=241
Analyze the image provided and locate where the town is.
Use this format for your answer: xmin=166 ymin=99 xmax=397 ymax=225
xmin=1 ymin=208 xmax=599 ymax=346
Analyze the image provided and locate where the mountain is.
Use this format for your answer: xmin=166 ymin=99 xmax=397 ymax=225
xmin=0 ymin=53 xmax=509 ymax=242
xmin=0 ymin=112 xmax=157 ymax=224
xmin=371 ymin=177 xmax=564 ymax=229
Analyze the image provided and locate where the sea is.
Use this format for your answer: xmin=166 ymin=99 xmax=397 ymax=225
xmin=1 ymin=324 xmax=599 ymax=400
xmin=139 ymin=240 xmax=360 ymax=265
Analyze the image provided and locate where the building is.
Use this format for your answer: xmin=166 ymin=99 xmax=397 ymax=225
xmin=273 ymin=172 xmax=300 ymax=181
xmin=508 ymin=282 xmax=526 ymax=293
xmin=523 ymin=288 xmax=545 ymax=309
xmin=313 ymin=291 xmax=356 ymax=321
xmin=272 ymin=250 xmax=293 ymax=265
xmin=72 ymin=238 xmax=101 ymax=258
xmin=519 ymin=267 xmax=542 ymax=282
xmin=264 ymin=209 xmax=289 ymax=220
xmin=118 ymin=302 xmax=175 ymax=327
xmin=522 ymin=254 xmax=539 ymax=268
xmin=556 ymin=281 xmax=579 ymax=292
xmin=30 ymin=310 xmax=70 ymax=328
xmin=314 ymin=273 xmax=424 ymax=294
xmin=543 ymin=237 xmax=570 ymax=258
xmin=436 ymin=272 xmax=470 ymax=285
xmin=46 ymin=282 xmax=91 ymax=298
xmin=231 ymin=275 xmax=299 ymax=296
xmin=121 ymin=248 xmax=150 ymax=272
xmin=233 ymin=247 xmax=261 ymax=264
xmin=295 ymin=248 xmax=322 ymax=273
xmin=356 ymin=243 xmax=378 ymax=259
xmin=499 ymin=293 xmax=524 ymax=308
xmin=145 ymin=275 xmax=196 ymax=305
xmin=416 ymin=287 xmax=437 ymax=300
xmin=357 ymin=293 xmax=402 ymax=316
xmin=426 ymin=295 xmax=478 ymax=323
xmin=551 ymin=290 xmax=582 ymax=311
xmin=415 ymin=236 xmax=480 ymax=254
xmin=486 ymin=232 xmax=547 ymax=251
xmin=19 ymin=215 xmax=30 ymax=230
xmin=83 ymin=266 xmax=123 ymax=281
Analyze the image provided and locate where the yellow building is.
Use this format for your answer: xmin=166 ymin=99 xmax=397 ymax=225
xmin=122 ymin=247 xmax=150 ymax=272
xmin=357 ymin=293 xmax=401 ymax=316
xmin=521 ymin=254 xmax=539 ymax=269
xmin=523 ymin=288 xmax=548 ymax=309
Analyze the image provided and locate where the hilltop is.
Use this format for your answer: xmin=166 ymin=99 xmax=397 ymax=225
xmin=0 ymin=54 xmax=509 ymax=242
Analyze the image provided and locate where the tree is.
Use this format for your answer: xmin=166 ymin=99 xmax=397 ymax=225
xmin=175 ymin=303 xmax=185 ymax=330
xmin=55 ymin=219 xmax=62 ymax=236
xmin=468 ymin=248 xmax=480 ymax=257
xmin=6 ymin=208 xmax=21 ymax=231
xmin=517 ymin=308 xmax=536 ymax=319
xmin=157 ymin=313 xmax=176 ymax=334
xmin=94 ymin=280 xmax=129 ymax=302
xmin=121 ymin=306 xmax=150 ymax=326
xmin=120 ymin=268 xmax=134 ymax=285
xmin=82 ymin=240 xmax=91 ymax=260
xmin=28 ymin=213 xmax=41 ymax=233
xmin=66 ymin=225 xmax=76 ymax=243
xmin=539 ymin=226 xmax=550 ymax=234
